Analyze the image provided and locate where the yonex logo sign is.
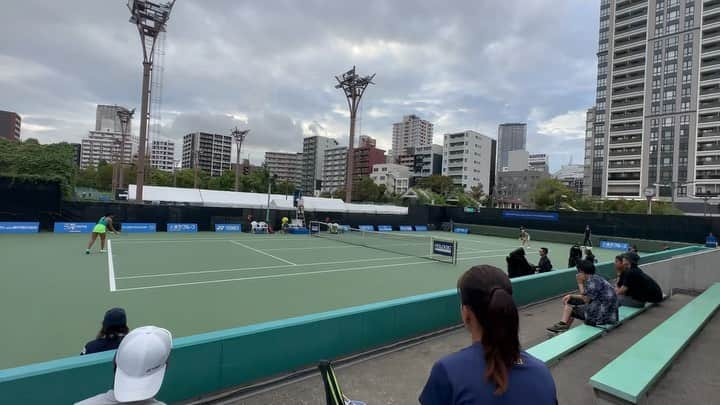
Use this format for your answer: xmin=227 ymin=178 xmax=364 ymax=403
xmin=215 ymin=224 xmax=241 ymax=232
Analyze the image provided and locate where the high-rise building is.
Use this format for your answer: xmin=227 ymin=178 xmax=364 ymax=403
xmin=412 ymin=144 xmax=444 ymax=177
xmin=0 ymin=111 xmax=21 ymax=141
xmin=529 ymin=153 xmax=550 ymax=172
xmin=265 ymin=152 xmax=303 ymax=186
xmin=321 ymin=146 xmax=347 ymax=194
xmin=370 ymin=163 xmax=411 ymax=195
xmin=302 ymin=136 xmax=339 ymax=193
xmin=150 ymin=139 xmax=175 ymax=172
xmin=80 ymin=131 xmax=136 ymax=169
xmin=496 ymin=170 xmax=550 ymax=209
xmin=553 ymin=164 xmax=586 ymax=195
xmin=592 ymin=0 xmax=716 ymax=200
xmin=583 ymin=107 xmax=601 ymax=196
xmin=181 ymin=132 xmax=232 ymax=177
xmin=497 ymin=123 xmax=527 ymax=171
xmin=359 ymin=135 xmax=376 ymax=148
xmin=507 ymin=150 xmax=530 ymax=171
xmin=442 ymin=131 xmax=496 ymax=192
xmin=95 ymin=105 xmax=132 ymax=133
xmin=392 ymin=115 xmax=433 ymax=161
xmin=352 ymin=137 xmax=386 ymax=183
xmin=70 ymin=143 xmax=82 ymax=167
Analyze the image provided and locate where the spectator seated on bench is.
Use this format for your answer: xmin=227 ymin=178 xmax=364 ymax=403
xmin=615 ymin=253 xmax=663 ymax=308
xmin=420 ymin=265 xmax=557 ymax=405
xmin=706 ymin=232 xmax=718 ymax=248
xmin=506 ymin=248 xmax=534 ymax=278
xmin=547 ymin=260 xmax=619 ymax=333
xmin=535 ymin=247 xmax=553 ymax=273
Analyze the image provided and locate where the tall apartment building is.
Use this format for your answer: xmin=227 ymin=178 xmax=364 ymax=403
xmin=442 ymin=131 xmax=496 ymax=192
xmin=181 ymin=132 xmax=232 ymax=177
xmin=150 ymin=139 xmax=175 ymax=172
xmin=0 ymin=111 xmax=21 ymax=141
xmin=391 ymin=115 xmax=433 ymax=160
xmin=584 ymin=107 xmax=601 ymax=196
xmin=80 ymin=131 xmax=136 ymax=169
xmin=95 ymin=105 xmax=132 ymax=133
xmin=265 ymin=152 xmax=303 ymax=186
xmin=352 ymin=142 xmax=386 ymax=182
xmin=302 ymin=136 xmax=338 ymax=192
xmin=589 ymin=0 xmax=719 ymax=200
xmin=321 ymin=146 xmax=347 ymax=194
xmin=412 ymin=144 xmax=444 ymax=177
xmin=529 ymin=153 xmax=550 ymax=172
xmin=497 ymin=123 xmax=527 ymax=171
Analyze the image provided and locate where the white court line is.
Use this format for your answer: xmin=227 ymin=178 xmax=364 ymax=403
xmin=229 ymin=240 xmax=297 ymax=266
xmin=114 ymin=253 xmax=510 ymax=292
xmin=116 ymin=247 xmax=514 ymax=280
xmin=114 ymin=236 xmax=306 ymax=243
xmin=107 ymin=239 xmax=116 ymax=292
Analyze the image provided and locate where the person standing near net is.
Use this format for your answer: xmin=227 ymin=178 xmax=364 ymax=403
xmin=582 ymin=225 xmax=592 ymax=247
xmin=86 ymin=213 xmax=119 ymax=254
xmin=519 ymin=226 xmax=530 ymax=248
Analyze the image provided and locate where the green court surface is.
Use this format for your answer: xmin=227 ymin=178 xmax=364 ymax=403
xmin=0 ymin=231 xmax=622 ymax=370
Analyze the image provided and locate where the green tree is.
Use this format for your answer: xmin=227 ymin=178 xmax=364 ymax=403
xmin=353 ymin=177 xmax=386 ymax=202
xmin=173 ymin=169 xmax=197 ymax=188
xmin=0 ymin=139 xmax=77 ymax=196
xmin=530 ymin=178 xmax=576 ymax=210
xmin=95 ymin=162 xmax=114 ymax=191
xmin=275 ymin=180 xmax=296 ymax=196
xmin=148 ymin=168 xmax=173 ymax=187
xmin=207 ymin=170 xmax=236 ymax=191
xmin=76 ymin=167 xmax=98 ymax=188
xmin=417 ymin=175 xmax=455 ymax=195
xmin=469 ymin=185 xmax=485 ymax=201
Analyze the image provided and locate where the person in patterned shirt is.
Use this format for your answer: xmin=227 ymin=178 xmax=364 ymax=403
xmin=547 ymin=260 xmax=618 ymax=333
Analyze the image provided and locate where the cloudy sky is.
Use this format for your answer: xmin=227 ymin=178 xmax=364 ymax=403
xmin=0 ymin=0 xmax=598 ymax=171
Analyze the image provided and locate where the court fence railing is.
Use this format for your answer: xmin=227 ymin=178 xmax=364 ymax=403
xmin=0 ymin=245 xmax=704 ymax=404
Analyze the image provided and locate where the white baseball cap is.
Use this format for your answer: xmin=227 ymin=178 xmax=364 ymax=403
xmin=114 ymin=326 xmax=173 ymax=402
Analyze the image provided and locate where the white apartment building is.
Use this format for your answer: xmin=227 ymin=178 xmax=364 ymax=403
xmin=529 ymin=153 xmax=549 ymax=172
xmin=80 ymin=130 xmax=136 ymax=169
xmin=370 ymin=163 xmax=411 ymax=195
xmin=150 ymin=139 xmax=175 ymax=172
xmin=265 ymin=152 xmax=303 ymax=186
xmin=391 ymin=115 xmax=433 ymax=160
xmin=321 ymin=146 xmax=348 ymax=194
xmin=303 ymin=135 xmax=339 ymax=192
xmin=181 ymin=132 xmax=232 ymax=177
xmin=442 ymin=131 xmax=496 ymax=192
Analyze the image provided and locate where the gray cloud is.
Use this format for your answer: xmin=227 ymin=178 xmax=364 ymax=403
xmin=0 ymin=0 xmax=599 ymax=170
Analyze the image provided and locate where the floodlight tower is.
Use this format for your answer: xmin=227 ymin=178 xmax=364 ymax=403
xmin=335 ymin=66 xmax=375 ymax=202
xmin=116 ymin=107 xmax=135 ymax=190
xmin=231 ymin=127 xmax=251 ymax=191
xmin=127 ymin=0 xmax=176 ymax=201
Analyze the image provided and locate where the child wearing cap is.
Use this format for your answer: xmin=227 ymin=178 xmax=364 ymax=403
xmin=75 ymin=325 xmax=172 ymax=405
xmin=81 ymin=308 xmax=129 ymax=355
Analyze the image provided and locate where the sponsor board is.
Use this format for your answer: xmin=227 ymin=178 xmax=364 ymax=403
xmin=414 ymin=225 xmax=428 ymax=231
xmin=54 ymin=222 xmax=95 ymax=233
xmin=121 ymin=223 xmax=157 ymax=233
xmin=599 ymin=240 xmax=630 ymax=250
xmin=433 ymin=240 xmax=456 ymax=257
xmin=399 ymin=225 xmax=413 ymax=231
xmin=453 ymin=227 xmax=469 ymax=234
xmin=215 ymin=224 xmax=242 ymax=233
xmin=167 ymin=223 xmax=198 ymax=233
xmin=0 ymin=222 xmax=40 ymax=234
xmin=358 ymin=225 xmax=374 ymax=231
xmin=377 ymin=225 xmax=393 ymax=232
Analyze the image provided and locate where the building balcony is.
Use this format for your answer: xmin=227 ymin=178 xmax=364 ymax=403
xmin=615 ymin=0 xmax=647 ymax=13
xmin=615 ymin=12 xmax=648 ymax=27
xmin=613 ymin=33 xmax=647 ymax=50
xmin=610 ymin=110 xmax=643 ymax=121
xmin=706 ymin=0 xmax=720 ymax=14
xmin=610 ymin=135 xmax=643 ymax=144
xmin=609 ymin=148 xmax=642 ymax=157
xmin=613 ymin=46 xmax=647 ymax=63
xmin=612 ymin=84 xmax=644 ymax=97
xmin=607 ymin=172 xmax=641 ymax=181
xmin=608 ymin=160 xmax=642 ymax=170
xmin=697 ymin=156 xmax=720 ymax=166
xmin=611 ymin=97 xmax=644 ymax=109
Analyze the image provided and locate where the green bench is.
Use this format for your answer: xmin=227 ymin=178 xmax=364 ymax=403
xmin=527 ymin=305 xmax=649 ymax=365
xmin=589 ymin=283 xmax=720 ymax=404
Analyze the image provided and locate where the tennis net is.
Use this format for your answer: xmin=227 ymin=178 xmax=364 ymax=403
xmin=309 ymin=221 xmax=458 ymax=264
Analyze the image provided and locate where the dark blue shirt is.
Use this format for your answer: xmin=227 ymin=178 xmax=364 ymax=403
xmin=81 ymin=336 xmax=123 ymax=355
xmin=420 ymin=345 xmax=557 ymax=405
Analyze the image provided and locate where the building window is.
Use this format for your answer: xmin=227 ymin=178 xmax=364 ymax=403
xmin=655 ymin=40 xmax=662 ymax=50
xmin=684 ymin=46 xmax=692 ymax=57
xmin=665 ymin=63 xmax=677 ymax=73
xmin=666 ymin=75 xmax=677 ymax=86
xmin=682 ymin=59 xmax=692 ymax=70
xmin=683 ymin=72 xmax=692 ymax=83
xmin=664 ymin=89 xmax=676 ymax=99
xmin=654 ymin=65 xmax=663 ymax=75
xmin=655 ymin=26 xmax=664 ymax=36
xmin=680 ymin=115 xmax=689 ymax=125
xmin=666 ymin=49 xmax=677 ymax=60
xmin=664 ymin=103 xmax=676 ymax=113
xmin=663 ymin=117 xmax=674 ymax=126
xmin=653 ymin=91 xmax=661 ymax=101
xmin=684 ymin=18 xmax=694 ymax=29
xmin=652 ymin=104 xmax=661 ymax=114
xmin=685 ymin=32 xmax=693 ymax=42
xmin=681 ymin=101 xmax=690 ymax=111
xmin=653 ymin=77 xmax=662 ymax=88
xmin=657 ymin=1 xmax=664 ymax=11
xmin=656 ymin=13 xmax=665 ymax=24
xmin=682 ymin=86 xmax=691 ymax=97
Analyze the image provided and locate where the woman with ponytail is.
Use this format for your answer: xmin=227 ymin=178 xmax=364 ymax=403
xmin=420 ymin=265 xmax=557 ymax=404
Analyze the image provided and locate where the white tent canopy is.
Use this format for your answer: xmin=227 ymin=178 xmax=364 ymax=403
xmin=128 ymin=185 xmax=408 ymax=214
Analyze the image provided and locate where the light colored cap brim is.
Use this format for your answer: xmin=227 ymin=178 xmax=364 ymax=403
xmin=114 ymin=363 xmax=167 ymax=402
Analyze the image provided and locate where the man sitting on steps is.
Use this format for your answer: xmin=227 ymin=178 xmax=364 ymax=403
xmin=615 ymin=253 xmax=663 ymax=308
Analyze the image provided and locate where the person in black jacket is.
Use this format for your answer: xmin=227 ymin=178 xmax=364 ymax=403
xmin=536 ymin=247 xmax=553 ymax=273
xmin=615 ymin=253 xmax=663 ymax=307
xmin=81 ymin=308 xmax=128 ymax=355
xmin=582 ymin=225 xmax=592 ymax=247
xmin=568 ymin=245 xmax=583 ymax=268
xmin=506 ymin=248 xmax=534 ymax=278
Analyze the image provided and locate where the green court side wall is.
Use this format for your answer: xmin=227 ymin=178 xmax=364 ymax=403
xmin=453 ymin=223 xmax=690 ymax=252
xmin=0 ymin=246 xmax=703 ymax=404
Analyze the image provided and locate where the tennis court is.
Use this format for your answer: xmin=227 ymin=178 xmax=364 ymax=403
xmin=0 ymin=229 xmax=622 ymax=369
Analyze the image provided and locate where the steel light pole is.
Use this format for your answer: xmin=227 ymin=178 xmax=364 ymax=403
xmin=127 ymin=0 xmax=175 ymax=201
xmin=231 ymin=127 xmax=250 ymax=191
xmin=335 ymin=66 xmax=375 ymax=202
xmin=116 ymin=107 xmax=135 ymax=191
